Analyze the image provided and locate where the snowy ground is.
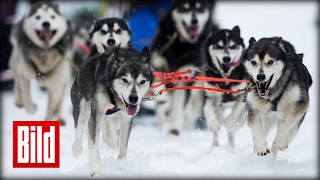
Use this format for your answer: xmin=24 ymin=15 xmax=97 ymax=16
xmin=1 ymin=1 xmax=318 ymax=179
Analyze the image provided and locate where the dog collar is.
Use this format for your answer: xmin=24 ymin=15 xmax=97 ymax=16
xmin=105 ymin=106 xmax=121 ymax=115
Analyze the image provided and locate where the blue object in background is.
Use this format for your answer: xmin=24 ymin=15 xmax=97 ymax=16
xmin=128 ymin=1 xmax=170 ymax=51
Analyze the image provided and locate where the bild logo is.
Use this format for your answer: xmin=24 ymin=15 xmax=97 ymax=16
xmin=13 ymin=121 xmax=60 ymax=168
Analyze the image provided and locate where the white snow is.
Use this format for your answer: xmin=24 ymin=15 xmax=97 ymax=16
xmin=1 ymin=1 xmax=318 ymax=179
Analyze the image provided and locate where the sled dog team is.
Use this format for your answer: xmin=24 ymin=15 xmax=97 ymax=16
xmin=8 ymin=0 xmax=312 ymax=176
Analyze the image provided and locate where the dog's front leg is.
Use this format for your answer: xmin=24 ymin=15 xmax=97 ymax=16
xmin=247 ymin=112 xmax=270 ymax=156
xmin=204 ymin=97 xmax=221 ymax=148
xmin=88 ymin=111 xmax=102 ymax=176
xmin=19 ymin=76 xmax=37 ymax=113
xmin=117 ymin=116 xmax=133 ymax=160
xmin=225 ymin=95 xmax=247 ymax=148
xmin=271 ymin=111 xmax=307 ymax=156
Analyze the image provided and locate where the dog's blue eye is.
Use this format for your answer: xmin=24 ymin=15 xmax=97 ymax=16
xmin=101 ymin=30 xmax=107 ymax=35
xmin=140 ymin=80 xmax=146 ymax=84
xmin=115 ymin=29 xmax=122 ymax=34
xmin=251 ymin=61 xmax=257 ymax=65
xmin=35 ymin=16 xmax=40 ymax=20
xmin=122 ymin=79 xmax=128 ymax=83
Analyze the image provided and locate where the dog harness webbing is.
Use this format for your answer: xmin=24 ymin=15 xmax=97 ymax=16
xmin=105 ymin=88 xmax=121 ymax=116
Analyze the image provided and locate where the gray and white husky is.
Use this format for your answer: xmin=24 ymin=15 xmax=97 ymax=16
xmin=150 ymin=0 xmax=213 ymax=135
xmin=88 ymin=17 xmax=133 ymax=58
xmin=242 ymin=37 xmax=312 ymax=156
xmin=8 ymin=1 xmax=74 ymax=125
xmin=202 ymin=26 xmax=249 ymax=148
xmin=70 ymin=47 xmax=153 ymax=176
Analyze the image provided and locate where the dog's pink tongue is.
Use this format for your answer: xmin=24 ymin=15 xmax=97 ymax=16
xmin=40 ymin=29 xmax=53 ymax=43
xmin=127 ymin=104 xmax=138 ymax=116
xmin=188 ymin=27 xmax=199 ymax=39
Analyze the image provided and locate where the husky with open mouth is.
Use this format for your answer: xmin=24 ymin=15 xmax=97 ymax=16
xmin=88 ymin=17 xmax=133 ymax=58
xmin=8 ymin=1 xmax=74 ymax=125
xmin=70 ymin=47 xmax=153 ymax=176
xmin=242 ymin=37 xmax=312 ymax=156
xmin=150 ymin=0 xmax=213 ymax=135
xmin=202 ymin=25 xmax=249 ymax=148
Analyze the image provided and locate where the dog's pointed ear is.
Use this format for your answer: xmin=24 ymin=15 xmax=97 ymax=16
xmin=115 ymin=48 xmax=125 ymax=62
xmin=271 ymin=37 xmax=282 ymax=45
xmin=297 ymin=53 xmax=304 ymax=62
xmin=212 ymin=24 xmax=219 ymax=33
xmin=249 ymin=37 xmax=257 ymax=45
xmin=232 ymin=26 xmax=240 ymax=36
xmin=141 ymin=46 xmax=150 ymax=62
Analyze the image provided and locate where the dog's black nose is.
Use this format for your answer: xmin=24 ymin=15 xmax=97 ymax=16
xmin=42 ymin=21 xmax=50 ymax=28
xmin=191 ymin=18 xmax=198 ymax=25
xmin=129 ymin=94 xmax=138 ymax=104
xmin=257 ymin=74 xmax=266 ymax=81
xmin=107 ymin=39 xmax=115 ymax=46
xmin=223 ymin=56 xmax=231 ymax=63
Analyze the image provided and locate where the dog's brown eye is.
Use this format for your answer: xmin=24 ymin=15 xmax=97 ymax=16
xmin=140 ymin=80 xmax=146 ymax=84
xmin=36 ymin=16 xmax=40 ymax=20
xmin=268 ymin=60 xmax=274 ymax=65
xmin=51 ymin=15 xmax=55 ymax=19
xmin=122 ymin=79 xmax=128 ymax=83
xmin=101 ymin=30 xmax=107 ymax=35
xmin=251 ymin=61 xmax=257 ymax=65
xmin=115 ymin=29 xmax=122 ymax=34
xmin=229 ymin=45 xmax=236 ymax=49
xmin=215 ymin=45 xmax=223 ymax=49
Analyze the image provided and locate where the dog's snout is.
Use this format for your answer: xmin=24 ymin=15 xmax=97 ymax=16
xmin=107 ymin=39 xmax=115 ymax=46
xmin=257 ymin=74 xmax=266 ymax=81
xmin=42 ymin=21 xmax=50 ymax=28
xmin=129 ymin=94 xmax=138 ymax=104
xmin=191 ymin=18 xmax=198 ymax=25
xmin=223 ymin=56 xmax=231 ymax=63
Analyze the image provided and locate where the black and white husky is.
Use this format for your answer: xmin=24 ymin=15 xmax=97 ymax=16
xmin=150 ymin=0 xmax=213 ymax=135
xmin=242 ymin=37 xmax=312 ymax=156
xmin=201 ymin=26 xmax=249 ymax=148
xmin=8 ymin=1 xmax=74 ymax=125
xmin=88 ymin=17 xmax=134 ymax=58
xmin=70 ymin=47 xmax=153 ymax=176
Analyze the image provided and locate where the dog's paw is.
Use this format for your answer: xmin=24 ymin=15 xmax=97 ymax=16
xmin=117 ymin=154 xmax=127 ymax=160
xmin=90 ymin=166 xmax=102 ymax=177
xmin=254 ymin=143 xmax=270 ymax=156
xmin=59 ymin=119 xmax=66 ymax=126
xmin=272 ymin=139 xmax=289 ymax=152
xmin=15 ymin=100 xmax=23 ymax=108
xmin=72 ymin=142 xmax=82 ymax=158
xmin=26 ymin=104 xmax=37 ymax=114
xmin=208 ymin=123 xmax=219 ymax=133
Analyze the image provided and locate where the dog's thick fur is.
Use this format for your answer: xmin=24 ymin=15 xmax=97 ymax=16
xmin=242 ymin=37 xmax=312 ymax=156
xmin=202 ymin=26 xmax=249 ymax=148
xmin=9 ymin=1 xmax=74 ymax=125
xmin=150 ymin=0 xmax=213 ymax=135
xmin=88 ymin=17 xmax=134 ymax=58
xmin=71 ymin=47 xmax=153 ymax=176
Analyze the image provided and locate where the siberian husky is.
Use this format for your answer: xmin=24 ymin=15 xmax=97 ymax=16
xmin=70 ymin=47 xmax=153 ymax=176
xmin=202 ymin=25 xmax=249 ymax=148
xmin=88 ymin=17 xmax=134 ymax=58
xmin=8 ymin=1 xmax=74 ymax=125
xmin=150 ymin=0 xmax=213 ymax=135
xmin=242 ymin=37 xmax=312 ymax=156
